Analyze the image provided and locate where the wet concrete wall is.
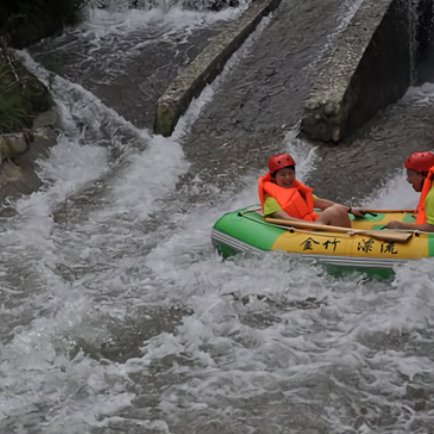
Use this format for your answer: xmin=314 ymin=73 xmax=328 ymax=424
xmin=301 ymin=0 xmax=411 ymax=143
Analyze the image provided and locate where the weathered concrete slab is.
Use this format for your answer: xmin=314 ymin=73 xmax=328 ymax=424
xmin=301 ymin=0 xmax=411 ymax=142
xmin=154 ymin=0 xmax=282 ymax=137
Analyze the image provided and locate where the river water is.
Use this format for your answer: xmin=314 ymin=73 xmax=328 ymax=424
xmin=1 ymin=0 xmax=434 ymax=433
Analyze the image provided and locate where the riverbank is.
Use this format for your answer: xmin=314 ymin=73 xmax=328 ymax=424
xmin=0 ymin=0 xmax=90 ymax=205
xmin=0 ymin=43 xmax=59 ymax=207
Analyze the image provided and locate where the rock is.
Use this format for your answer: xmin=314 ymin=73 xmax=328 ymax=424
xmin=0 ymin=131 xmax=32 ymax=164
xmin=0 ymin=125 xmax=57 ymax=165
xmin=0 ymin=110 xmax=59 ymax=205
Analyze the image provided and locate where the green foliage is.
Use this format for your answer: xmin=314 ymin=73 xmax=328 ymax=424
xmin=1 ymin=0 xmax=89 ymax=48
xmin=0 ymin=56 xmax=53 ymax=134
xmin=0 ymin=60 xmax=30 ymax=133
xmin=0 ymin=1 xmax=80 ymax=133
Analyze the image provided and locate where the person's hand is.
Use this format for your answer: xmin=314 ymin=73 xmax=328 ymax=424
xmin=350 ymin=207 xmax=368 ymax=218
xmin=385 ymin=220 xmax=403 ymax=230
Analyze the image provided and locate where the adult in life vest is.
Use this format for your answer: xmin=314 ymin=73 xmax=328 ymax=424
xmin=259 ymin=153 xmax=367 ymax=227
xmin=385 ymin=151 xmax=434 ymax=232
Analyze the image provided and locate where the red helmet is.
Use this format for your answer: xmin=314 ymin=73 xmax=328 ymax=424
xmin=405 ymin=151 xmax=434 ymax=173
xmin=268 ymin=153 xmax=296 ymax=175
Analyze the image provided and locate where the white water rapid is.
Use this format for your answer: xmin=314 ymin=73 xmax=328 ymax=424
xmin=1 ymin=2 xmax=434 ymax=433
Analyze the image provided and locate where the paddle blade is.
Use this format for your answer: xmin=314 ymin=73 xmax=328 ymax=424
xmin=361 ymin=230 xmax=413 ymax=243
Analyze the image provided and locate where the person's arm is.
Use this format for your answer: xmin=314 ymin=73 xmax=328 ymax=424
xmin=386 ymin=186 xmax=434 ymax=231
xmin=385 ymin=221 xmax=434 ymax=232
xmin=314 ymin=198 xmax=336 ymax=210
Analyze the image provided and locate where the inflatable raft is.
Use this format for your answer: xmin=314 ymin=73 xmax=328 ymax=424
xmin=212 ymin=206 xmax=434 ymax=273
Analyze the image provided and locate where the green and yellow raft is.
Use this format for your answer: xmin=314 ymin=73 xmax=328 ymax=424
xmin=212 ymin=206 xmax=434 ymax=273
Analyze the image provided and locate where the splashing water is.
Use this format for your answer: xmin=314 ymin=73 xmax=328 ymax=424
xmin=2 ymin=3 xmax=434 ymax=434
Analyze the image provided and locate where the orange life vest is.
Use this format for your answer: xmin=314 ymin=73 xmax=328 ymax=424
xmin=258 ymin=173 xmax=318 ymax=221
xmin=415 ymin=167 xmax=434 ymax=224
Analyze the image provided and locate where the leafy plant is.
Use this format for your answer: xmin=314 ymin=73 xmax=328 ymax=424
xmin=0 ymin=60 xmax=30 ymax=133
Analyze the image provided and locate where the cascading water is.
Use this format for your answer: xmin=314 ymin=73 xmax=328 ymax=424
xmin=2 ymin=0 xmax=434 ymax=433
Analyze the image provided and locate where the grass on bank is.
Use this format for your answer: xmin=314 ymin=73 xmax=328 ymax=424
xmin=0 ymin=55 xmax=53 ymax=134
xmin=0 ymin=60 xmax=30 ymax=134
xmin=0 ymin=0 xmax=88 ymax=134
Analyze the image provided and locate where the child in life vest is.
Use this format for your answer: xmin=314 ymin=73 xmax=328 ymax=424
xmin=385 ymin=151 xmax=434 ymax=232
xmin=259 ymin=153 xmax=366 ymax=227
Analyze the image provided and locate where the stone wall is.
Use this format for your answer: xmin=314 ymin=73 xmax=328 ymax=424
xmin=301 ymin=0 xmax=411 ymax=143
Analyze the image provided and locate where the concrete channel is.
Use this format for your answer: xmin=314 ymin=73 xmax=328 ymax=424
xmin=154 ymin=0 xmax=283 ymax=137
xmin=155 ymin=0 xmax=434 ymax=143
